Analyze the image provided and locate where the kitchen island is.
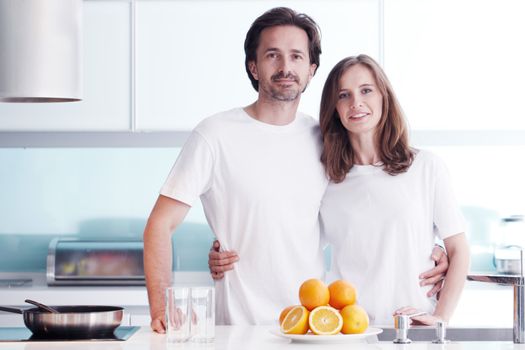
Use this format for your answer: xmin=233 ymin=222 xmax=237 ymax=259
xmin=0 ymin=326 xmax=518 ymax=349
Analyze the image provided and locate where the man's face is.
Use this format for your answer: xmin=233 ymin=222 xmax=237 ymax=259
xmin=248 ymin=25 xmax=317 ymax=102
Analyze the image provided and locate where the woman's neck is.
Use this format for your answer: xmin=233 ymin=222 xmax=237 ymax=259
xmin=349 ymin=131 xmax=381 ymax=165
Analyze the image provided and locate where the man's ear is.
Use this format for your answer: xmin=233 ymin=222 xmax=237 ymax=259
xmin=248 ymin=61 xmax=259 ymax=81
xmin=309 ymin=63 xmax=317 ymax=80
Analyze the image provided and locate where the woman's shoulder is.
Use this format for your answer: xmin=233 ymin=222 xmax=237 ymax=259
xmin=412 ymin=148 xmax=449 ymax=173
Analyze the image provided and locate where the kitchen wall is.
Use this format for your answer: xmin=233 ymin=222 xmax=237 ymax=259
xmin=0 ymin=147 xmax=216 ymax=271
xmin=1 ymin=0 xmax=525 ymax=274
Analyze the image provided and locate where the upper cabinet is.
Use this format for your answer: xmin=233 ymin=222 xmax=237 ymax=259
xmin=384 ymin=0 xmax=525 ymax=130
xmin=0 ymin=0 xmax=381 ymax=132
xmin=0 ymin=1 xmax=131 ymax=131
xmin=134 ymin=0 xmax=381 ymax=131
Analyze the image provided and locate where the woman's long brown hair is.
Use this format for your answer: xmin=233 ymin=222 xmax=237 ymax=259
xmin=319 ymin=54 xmax=414 ymax=183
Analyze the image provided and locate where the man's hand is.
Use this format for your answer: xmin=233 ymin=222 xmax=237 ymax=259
xmin=208 ymin=240 xmax=239 ymax=280
xmin=419 ymin=245 xmax=449 ymax=297
xmin=150 ymin=315 xmax=166 ymax=333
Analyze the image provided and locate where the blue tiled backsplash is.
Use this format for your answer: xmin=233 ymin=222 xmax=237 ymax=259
xmin=0 ymin=148 xmax=499 ymax=273
xmin=0 ymin=148 xmax=218 ymax=272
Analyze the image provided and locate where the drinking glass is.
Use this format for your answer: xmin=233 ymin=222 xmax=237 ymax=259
xmin=190 ymin=286 xmax=215 ymax=343
xmin=165 ymin=287 xmax=191 ymax=343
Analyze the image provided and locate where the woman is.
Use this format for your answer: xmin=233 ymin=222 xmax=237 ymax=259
xmin=318 ymin=54 xmax=469 ymax=325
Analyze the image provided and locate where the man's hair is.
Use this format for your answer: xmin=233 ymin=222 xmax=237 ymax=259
xmin=244 ymin=7 xmax=322 ymax=91
xmin=319 ymin=54 xmax=414 ymax=183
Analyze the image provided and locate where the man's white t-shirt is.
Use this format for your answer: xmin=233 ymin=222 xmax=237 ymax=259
xmin=161 ymin=108 xmax=328 ymax=325
xmin=320 ymin=150 xmax=465 ymax=326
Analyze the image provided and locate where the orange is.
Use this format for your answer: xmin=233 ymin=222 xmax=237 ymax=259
xmin=278 ymin=305 xmax=296 ymax=325
xmin=281 ymin=305 xmax=310 ymax=334
xmin=308 ymin=306 xmax=343 ymax=335
xmin=299 ymin=278 xmax=330 ymax=311
xmin=340 ymin=304 xmax=369 ymax=334
xmin=328 ymin=280 xmax=357 ymax=309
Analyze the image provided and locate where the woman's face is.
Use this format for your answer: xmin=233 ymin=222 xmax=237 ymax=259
xmin=335 ymin=64 xmax=383 ymax=137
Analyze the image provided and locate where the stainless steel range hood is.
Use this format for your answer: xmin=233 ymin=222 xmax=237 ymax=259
xmin=0 ymin=0 xmax=82 ymax=103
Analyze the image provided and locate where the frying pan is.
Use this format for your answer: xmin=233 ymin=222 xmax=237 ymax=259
xmin=0 ymin=304 xmax=123 ymax=338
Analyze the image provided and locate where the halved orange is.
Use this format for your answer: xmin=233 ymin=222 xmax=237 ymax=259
xmin=281 ymin=305 xmax=310 ymax=334
xmin=308 ymin=306 xmax=343 ymax=335
xmin=278 ymin=305 xmax=297 ymax=325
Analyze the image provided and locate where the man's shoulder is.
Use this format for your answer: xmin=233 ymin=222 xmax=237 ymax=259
xmin=196 ymin=107 xmax=244 ymax=128
xmin=296 ymin=111 xmax=318 ymax=125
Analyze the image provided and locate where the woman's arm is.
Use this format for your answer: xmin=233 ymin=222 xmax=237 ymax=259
xmin=432 ymin=232 xmax=470 ymax=321
xmin=395 ymin=232 xmax=470 ymax=325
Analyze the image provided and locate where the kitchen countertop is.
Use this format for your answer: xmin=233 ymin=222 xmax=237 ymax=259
xmin=0 ymin=272 xmax=515 ymax=327
xmin=0 ymin=326 xmax=518 ymax=349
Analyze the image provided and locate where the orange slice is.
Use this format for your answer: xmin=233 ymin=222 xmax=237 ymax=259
xmin=308 ymin=306 xmax=343 ymax=335
xmin=281 ymin=305 xmax=310 ymax=334
xmin=279 ymin=305 xmax=297 ymax=325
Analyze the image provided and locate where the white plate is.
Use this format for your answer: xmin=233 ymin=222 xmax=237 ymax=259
xmin=268 ymin=327 xmax=383 ymax=343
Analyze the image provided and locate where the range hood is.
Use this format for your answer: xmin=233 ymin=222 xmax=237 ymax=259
xmin=0 ymin=0 xmax=82 ymax=103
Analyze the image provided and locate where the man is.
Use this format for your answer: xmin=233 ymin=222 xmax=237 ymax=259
xmin=144 ymin=7 xmax=447 ymax=331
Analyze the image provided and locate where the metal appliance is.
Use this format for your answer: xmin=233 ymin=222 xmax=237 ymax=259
xmin=46 ymin=238 xmax=145 ymax=286
xmin=494 ymin=215 xmax=525 ymax=274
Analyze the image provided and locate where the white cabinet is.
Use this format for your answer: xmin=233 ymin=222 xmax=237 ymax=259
xmin=384 ymin=0 xmax=525 ymax=130
xmin=135 ymin=0 xmax=381 ymax=131
xmin=0 ymin=1 xmax=131 ymax=131
xmin=0 ymin=0 xmax=382 ymax=133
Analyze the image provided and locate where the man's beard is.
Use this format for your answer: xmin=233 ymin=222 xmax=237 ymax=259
xmin=264 ymin=71 xmax=304 ymax=101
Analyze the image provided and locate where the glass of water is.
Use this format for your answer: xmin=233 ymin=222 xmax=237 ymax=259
xmin=190 ymin=286 xmax=215 ymax=343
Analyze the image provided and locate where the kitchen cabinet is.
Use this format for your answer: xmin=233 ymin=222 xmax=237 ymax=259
xmin=0 ymin=0 xmax=380 ymax=133
xmin=134 ymin=0 xmax=381 ymax=131
xmin=0 ymin=1 xmax=131 ymax=131
xmin=383 ymin=0 xmax=525 ymax=131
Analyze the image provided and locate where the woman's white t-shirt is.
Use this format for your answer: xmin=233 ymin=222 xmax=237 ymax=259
xmin=320 ymin=150 xmax=465 ymax=326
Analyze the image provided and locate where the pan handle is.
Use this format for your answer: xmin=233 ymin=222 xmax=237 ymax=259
xmin=0 ymin=306 xmax=24 ymax=314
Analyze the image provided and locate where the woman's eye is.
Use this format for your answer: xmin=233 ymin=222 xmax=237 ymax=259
xmin=362 ymin=88 xmax=372 ymax=94
xmin=338 ymin=93 xmax=349 ymax=99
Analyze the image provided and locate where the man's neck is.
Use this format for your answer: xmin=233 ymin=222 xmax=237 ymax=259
xmin=244 ymin=98 xmax=300 ymax=126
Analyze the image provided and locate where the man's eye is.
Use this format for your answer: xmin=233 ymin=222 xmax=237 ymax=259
xmin=293 ymin=54 xmax=303 ymax=60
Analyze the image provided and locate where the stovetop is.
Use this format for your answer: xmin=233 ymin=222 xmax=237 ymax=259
xmin=0 ymin=326 xmax=140 ymax=342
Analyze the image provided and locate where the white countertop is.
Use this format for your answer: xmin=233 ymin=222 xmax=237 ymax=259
xmin=0 ymin=272 xmax=515 ymax=327
xmin=0 ymin=326 xmax=518 ymax=349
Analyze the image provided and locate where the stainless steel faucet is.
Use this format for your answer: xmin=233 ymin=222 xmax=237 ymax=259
xmin=393 ymin=312 xmax=426 ymax=344
xmin=432 ymin=320 xmax=449 ymax=344
xmin=467 ymin=274 xmax=525 ymax=343
xmin=467 ymin=249 xmax=525 ymax=343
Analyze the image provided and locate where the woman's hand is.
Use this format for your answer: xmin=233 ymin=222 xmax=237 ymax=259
xmin=393 ymin=306 xmax=442 ymax=326
xmin=208 ymin=240 xmax=239 ymax=280
xmin=419 ymin=245 xmax=449 ymax=297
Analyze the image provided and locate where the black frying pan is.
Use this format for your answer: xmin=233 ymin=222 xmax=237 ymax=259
xmin=0 ymin=305 xmax=123 ymax=338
